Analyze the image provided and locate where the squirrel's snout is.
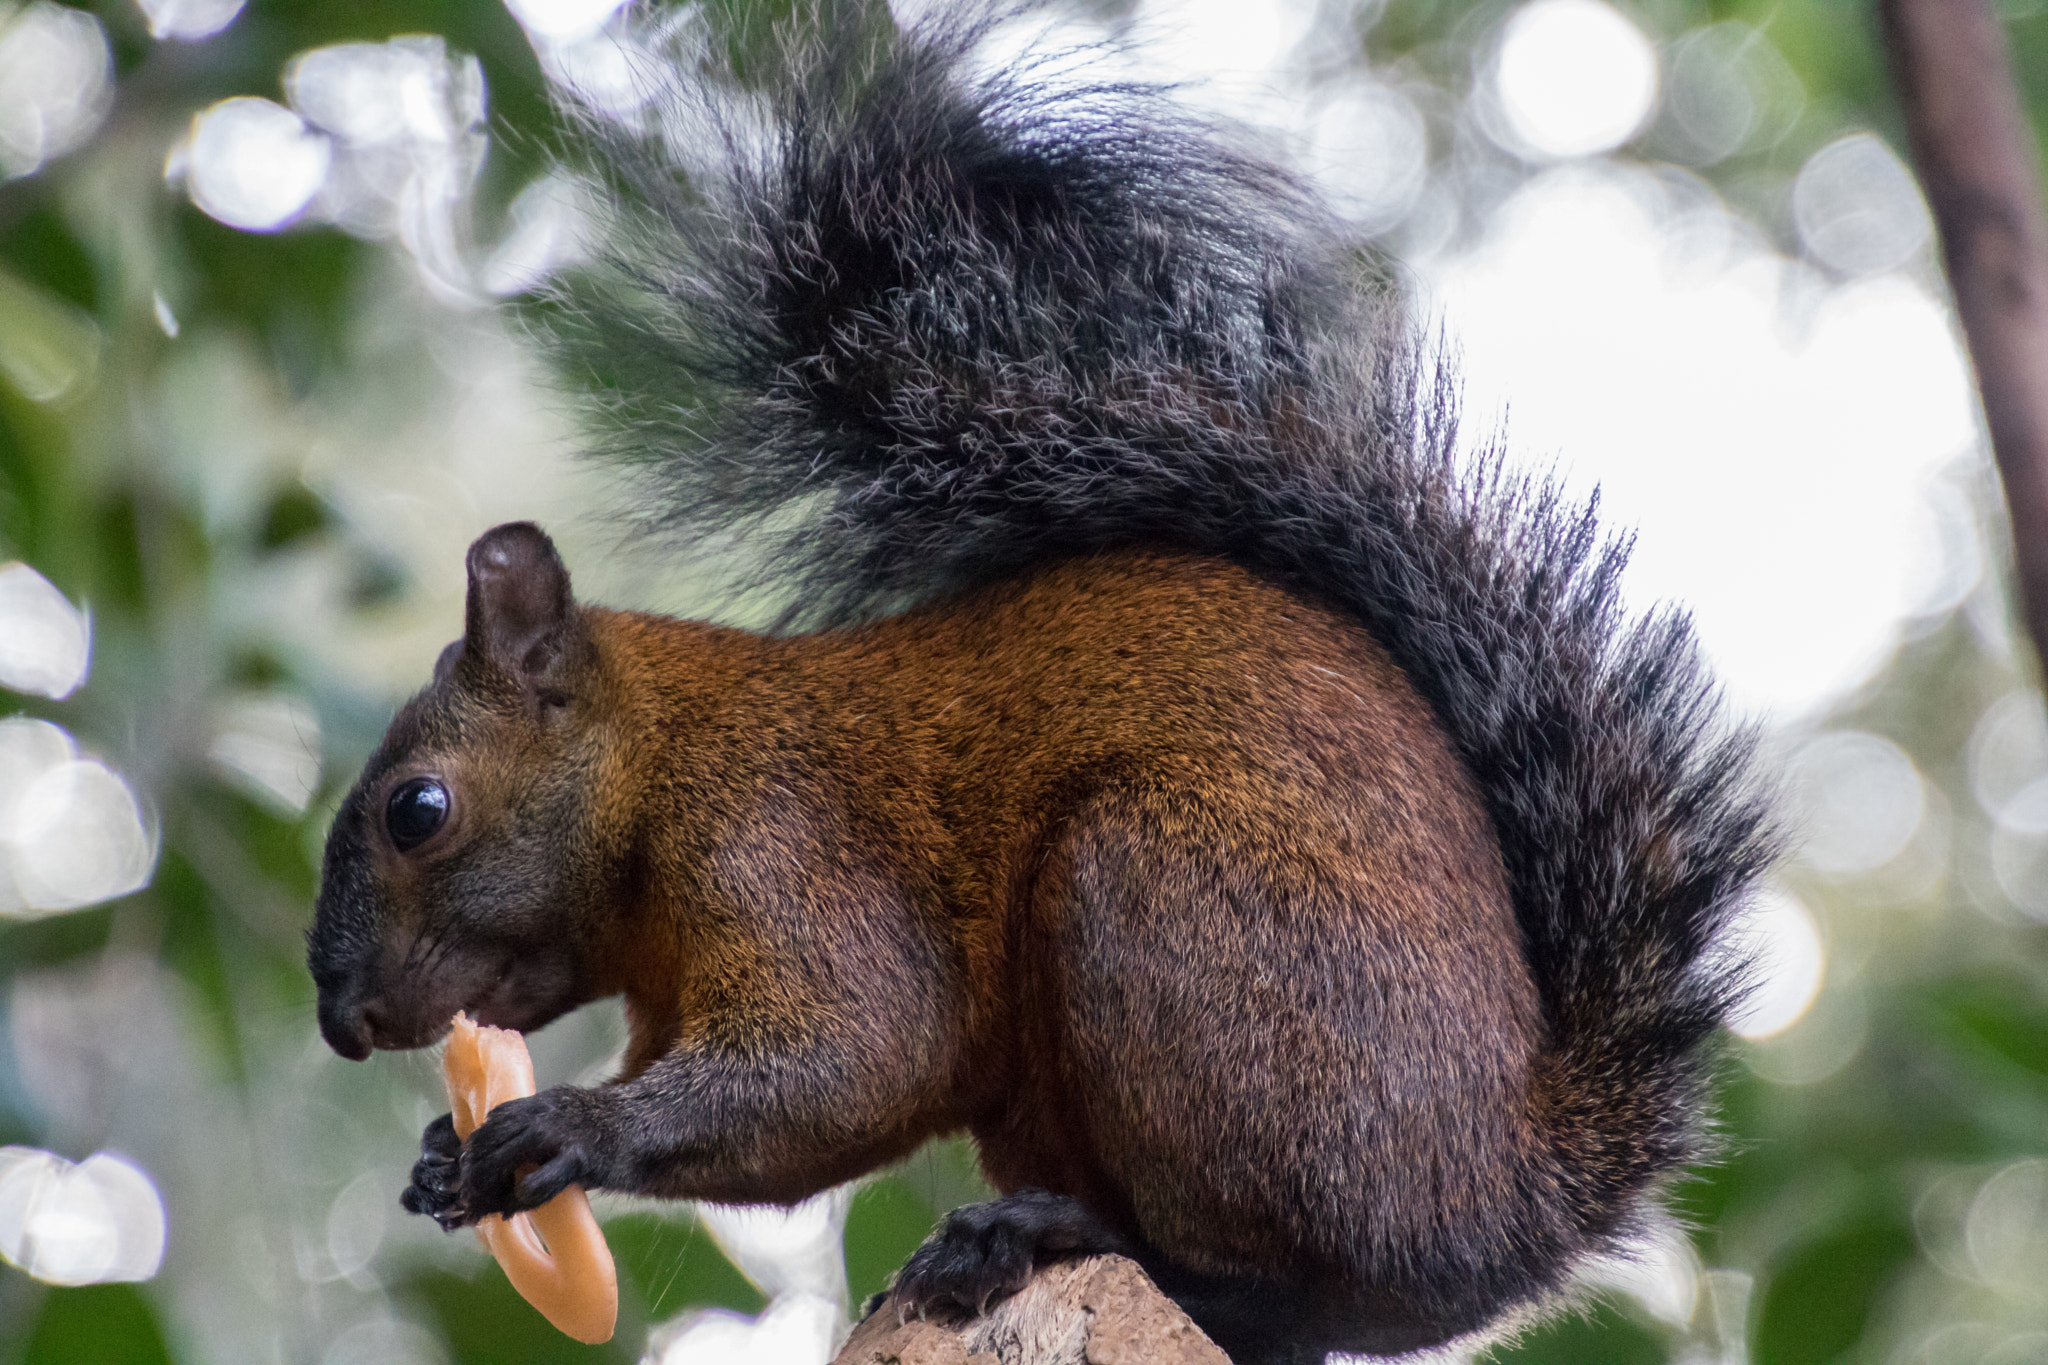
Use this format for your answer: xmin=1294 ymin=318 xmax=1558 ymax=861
xmin=318 ymin=991 xmax=375 ymax=1061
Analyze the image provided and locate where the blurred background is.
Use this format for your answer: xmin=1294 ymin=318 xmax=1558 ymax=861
xmin=1 ymin=0 xmax=2045 ymax=1361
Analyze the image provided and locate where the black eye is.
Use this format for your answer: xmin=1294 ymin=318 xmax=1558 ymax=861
xmin=385 ymin=777 xmax=450 ymax=852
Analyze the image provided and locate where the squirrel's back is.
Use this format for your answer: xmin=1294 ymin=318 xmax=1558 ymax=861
xmin=543 ymin=5 xmax=1780 ymax=1354
xmin=592 ymin=542 xmax=1548 ymax=1349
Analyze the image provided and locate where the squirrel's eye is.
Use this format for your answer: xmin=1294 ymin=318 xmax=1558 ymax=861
xmin=386 ymin=777 xmax=450 ymax=852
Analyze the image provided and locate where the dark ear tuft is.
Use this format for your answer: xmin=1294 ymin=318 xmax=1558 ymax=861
xmin=463 ymin=523 xmax=582 ymax=695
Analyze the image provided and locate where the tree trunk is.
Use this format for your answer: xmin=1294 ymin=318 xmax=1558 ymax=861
xmin=1882 ymin=0 xmax=2048 ymax=669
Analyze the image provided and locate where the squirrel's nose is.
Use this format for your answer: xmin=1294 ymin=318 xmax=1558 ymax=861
xmin=317 ymin=992 xmax=375 ymax=1061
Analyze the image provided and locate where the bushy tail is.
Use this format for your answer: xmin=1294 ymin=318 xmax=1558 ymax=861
xmin=549 ymin=0 xmax=1779 ymax=1318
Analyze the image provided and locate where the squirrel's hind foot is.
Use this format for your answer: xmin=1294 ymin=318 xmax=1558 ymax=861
xmin=889 ymin=1190 xmax=1137 ymax=1320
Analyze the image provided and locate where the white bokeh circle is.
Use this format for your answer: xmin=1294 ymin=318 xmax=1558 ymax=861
xmin=1495 ymin=0 xmax=1659 ymax=159
xmin=185 ymin=96 xmax=331 ymax=232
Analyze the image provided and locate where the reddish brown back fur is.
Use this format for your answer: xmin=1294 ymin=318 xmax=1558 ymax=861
xmin=586 ymin=547 xmax=1541 ymax=1277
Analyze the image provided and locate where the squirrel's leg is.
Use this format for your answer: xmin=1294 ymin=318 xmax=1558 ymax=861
xmin=439 ymin=1028 xmax=957 ymax=1220
xmin=438 ymin=851 xmax=966 ymax=1221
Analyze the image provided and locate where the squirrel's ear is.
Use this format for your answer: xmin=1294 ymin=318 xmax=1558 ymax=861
xmin=462 ymin=522 xmax=587 ymax=700
xmin=432 ymin=637 xmax=465 ymax=683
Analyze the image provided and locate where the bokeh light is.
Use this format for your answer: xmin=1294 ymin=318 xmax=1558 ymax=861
xmin=167 ymin=31 xmax=537 ymax=301
xmin=319 ymin=1315 xmax=449 ymax=1365
xmin=182 ymin=97 xmax=332 ymax=232
xmin=480 ymin=173 xmax=592 ymax=296
xmin=1792 ymin=133 xmax=1932 ymax=276
xmin=1988 ymin=796 xmax=2048 ymax=921
xmin=0 ymin=1147 xmax=167 ymax=1286
xmin=1793 ymin=730 xmax=1927 ymax=874
xmin=1304 ymin=82 xmax=1430 ymax=233
xmin=0 ymin=562 xmax=89 ymax=698
xmin=1493 ymin=0 xmax=1658 ymax=159
xmin=288 ymin=39 xmax=476 ymax=151
xmin=534 ymin=22 xmax=670 ymax=122
xmin=697 ymin=1188 xmax=850 ymax=1304
xmin=0 ymin=716 xmax=71 ymax=798
xmin=1125 ymin=0 xmax=1315 ymax=122
xmin=1968 ymin=691 xmax=2048 ymax=919
xmin=0 ymin=266 xmax=103 ymax=404
xmin=0 ymin=717 xmax=155 ymax=918
xmin=323 ymin=1170 xmax=389 ymax=1285
xmin=133 ymin=0 xmax=247 ymax=42
xmin=285 ymin=37 xmax=488 ymax=297
xmin=1967 ymin=689 xmax=2048 ymax=820
xmin=503 ymin=0 xmax=630 ymax=42
xmin=1659 ymin=22 xmax=1804 ymax=167
xmin=649 ymin=1294 xmax=844 ymax=1365
xmin=1431 ymin=165 xmax=1978 ymax=718
xmin=208 ymin=690 xmax=322 ymax=815
xmin=1965 ymin=1159 xmax=2048 ymax=1295
xmin=1579 ymin=1214 xmax=1700 ymax=1328
xmin=1726 ymin=888 xmax=1826 ymax=1040
xmin=643 ymin=1191 xmax=850 ymax=1364
xmin=0 ymin=2 xmax=112 ymax=181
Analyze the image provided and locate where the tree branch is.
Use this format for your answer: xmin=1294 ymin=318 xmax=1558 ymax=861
xmin=834 ymin=1256 xmax=1229 ymax=1365
xmin=1882 ymin=0 xmax=2048 ymax=668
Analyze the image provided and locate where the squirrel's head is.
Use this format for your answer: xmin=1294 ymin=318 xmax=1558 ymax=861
xmin=308 ymin=522 xmax=622 ymax=1060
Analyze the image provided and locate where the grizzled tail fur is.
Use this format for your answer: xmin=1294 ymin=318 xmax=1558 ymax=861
xmin=547 ymin=0 xmax=1779 ymax=1324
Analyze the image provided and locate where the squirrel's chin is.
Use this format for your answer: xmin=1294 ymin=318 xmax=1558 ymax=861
xmin=374 ymin=1012 xmax=461 ymax=1052
xmin=461 ymin=952 xmax=586 ymax=1038
xmin=322 ymin=980 xmax=486 ymax=1057
xmin=466 ymin=993 xmax=574 ymax=1040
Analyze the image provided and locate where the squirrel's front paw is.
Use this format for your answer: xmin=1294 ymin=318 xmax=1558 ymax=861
xmin=459 ymin=1087 xmax=607 ymax=1220
xmin=400 ymin=1112 xmax=469 ymax=1230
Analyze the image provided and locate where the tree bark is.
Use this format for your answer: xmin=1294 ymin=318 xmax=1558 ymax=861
xmin=833 ymin=1256 xmax=1229 ymax=1365
xmin=1882 ymin=0 xmax=2048 ymax=669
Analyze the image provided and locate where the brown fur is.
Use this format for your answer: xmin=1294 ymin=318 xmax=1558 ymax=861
xmin=527 ymin=546 xmax=1522 ymax=1246
xmin=311 ymin=530 xmax=1568 ymax=1357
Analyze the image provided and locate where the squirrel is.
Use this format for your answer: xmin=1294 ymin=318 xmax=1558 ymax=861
xmin=305 ymin=9 xmax=1779 ymax=1362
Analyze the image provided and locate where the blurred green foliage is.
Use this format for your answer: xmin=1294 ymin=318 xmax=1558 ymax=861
xmin=2 ymin=1 xmax=2048 ymax=1363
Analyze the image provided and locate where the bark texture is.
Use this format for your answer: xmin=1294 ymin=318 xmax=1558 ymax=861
xmin=834 ymin=1256 xmax=1230 ymax=1365
xmin=1883 ymin=0 xmax=2048 ymax=666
